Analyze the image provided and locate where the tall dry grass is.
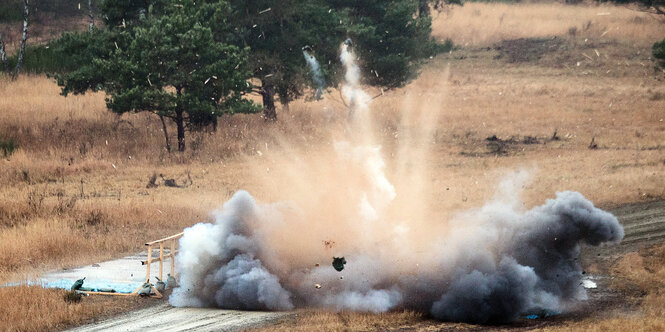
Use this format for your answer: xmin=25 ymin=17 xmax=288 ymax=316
xmin=432 ymin=2 xmax=665 ymax=46
xmin=0 ymin=285 xmax=157 ymax=332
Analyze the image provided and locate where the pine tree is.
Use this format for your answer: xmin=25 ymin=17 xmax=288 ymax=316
xmin=55 ymin=0 xmax=256 ymax=152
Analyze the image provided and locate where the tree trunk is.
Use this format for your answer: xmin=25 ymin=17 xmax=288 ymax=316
xmin=12 ymin=0 xmax=29 ymax=80
xmin=261 ymin=81 xmax=277 ymax=121
xmin=175 ymin=110 xmax=186 ymax=152
xmin=88 ymin=0 xmax=94 ymax=31
xmin=212 ymin=116 xmax=218 ymax=132
xmin=0 ymin=33 xmax=8 ymax=74
xmin=159 ymin=115 xmax=171 ymax=153
xmin=419 ymin=0 xmax=430 ymax=18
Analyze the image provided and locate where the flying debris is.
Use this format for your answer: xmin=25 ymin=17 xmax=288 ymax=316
xmin=332 ymin=257 xmax=346 ymax=272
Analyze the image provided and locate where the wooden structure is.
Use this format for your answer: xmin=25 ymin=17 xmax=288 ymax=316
xmin=79 ymin=232 xmax=183 ymax=298
xmin=143 ymin=232 xmax=184 ymax=282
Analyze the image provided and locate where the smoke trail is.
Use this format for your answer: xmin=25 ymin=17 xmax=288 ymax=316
xmin=302 ymin=48 xmax=325 ymax=99
xmin=170 ymin=41 xmax=624 ymax=324
xmin=340 ymin=41 xmax=371 ymax=121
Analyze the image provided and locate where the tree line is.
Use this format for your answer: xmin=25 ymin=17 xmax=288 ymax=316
xmin=1 ymin=0 xmax=663 ymax=153
xmin=42 ymin=0 xmax=447 ymax=152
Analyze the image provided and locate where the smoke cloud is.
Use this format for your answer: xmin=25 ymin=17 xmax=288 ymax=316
xmin=169 ymin=42 xmax=624 ymax=324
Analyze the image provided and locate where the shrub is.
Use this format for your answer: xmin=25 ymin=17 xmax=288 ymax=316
xmin=0 ymin=136 xmax=18 ymax=157
xmin=6 ymin=43 xmax=79 ymax=74
xmin=0 ymin=0 xmax=23 ymax=22
xmin=654 ymin=37 xmax=665 ymax=69
xmin=63 ymin=290 xmax=82 ymax=303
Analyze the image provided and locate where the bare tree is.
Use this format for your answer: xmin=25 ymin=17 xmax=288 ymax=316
xmin=12 ymin=0 xmax=29 ymax=80
xmin=88 ymin=0 xmax=95 ymax=31
xmin=0 ymin=32 xmax=8 ymax=74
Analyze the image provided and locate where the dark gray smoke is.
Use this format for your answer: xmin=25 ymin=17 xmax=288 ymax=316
xmin=428 ymin=190 xmax=623 ymax=323
xmin=170 ymin=191 xmax=293 ymax=310
xmin=170 ymin=186 xmax=623 ymax=324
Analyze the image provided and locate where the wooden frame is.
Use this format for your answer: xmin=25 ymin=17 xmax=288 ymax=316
xmin=79 ymin=232 xmax=183 ymax=298
xmin=143 ymin=232 xmax=183 ymax=282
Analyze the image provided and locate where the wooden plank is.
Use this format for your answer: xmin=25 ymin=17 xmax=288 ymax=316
xmin=171 ymin=239 xmax=176 ymax=276
xmin=141 ymin=250 xmax=177 ymax=265
xmin=80 ymin=291 xmax=137 ymax=296
xmin=145 ymin=232 xmax=184 ymax=246
xmin=159 ymin=243 xmax=164 ymax=280
xmin=146 ymin=245 xmax=152 ymax=282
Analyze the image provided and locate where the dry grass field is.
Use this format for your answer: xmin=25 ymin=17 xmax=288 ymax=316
xmin=1 ymin=2 xmax=665 ymax=331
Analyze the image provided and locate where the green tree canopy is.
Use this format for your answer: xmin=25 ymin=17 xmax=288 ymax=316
xmin=59 ymin=0 xmax=442 ymax=127
xmin=330 ymin=0 xmax=439 ymax=89
xmin=220 ymin=0 xmax=440 ymax=120
xmin=55 ymin=0 xmax=255 ymax=152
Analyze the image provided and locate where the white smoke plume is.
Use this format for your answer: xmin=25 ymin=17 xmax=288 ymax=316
xmin=302 ymin=49 xmax=325 ymax=99
xmin=169 ymin=41 xmax=624 ymax=324
xmin=340 ymin=42 xmax=371 ymax=122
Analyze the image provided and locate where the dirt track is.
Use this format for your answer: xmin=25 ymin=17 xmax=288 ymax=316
xmin=65 ymin=304 xmax=285 ymax=332
xmin=609 ymin=201 xmax=665 ymax=253
xmin=64 ymin=200 xmax=665 ymax=332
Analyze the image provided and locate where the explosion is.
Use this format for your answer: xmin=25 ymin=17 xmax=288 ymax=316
xmin=169 ymin=41 xmax=624 ymax=324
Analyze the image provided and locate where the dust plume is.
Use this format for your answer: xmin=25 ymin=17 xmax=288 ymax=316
xmin=169 ymin=41 xmax=624 ymax=324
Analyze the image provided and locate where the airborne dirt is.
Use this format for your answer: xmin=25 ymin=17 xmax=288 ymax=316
xmin=64 ymin=200 xmax=665 ymax=331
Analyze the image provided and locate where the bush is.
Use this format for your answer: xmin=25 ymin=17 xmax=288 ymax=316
xmin=0 ymin=136 xmax=17 ymax=157
xmin=0 ymin=0 xmax=104 ymax=23
xmin=437 ymin=39 xmax=455 ymax=53
xmin=6 ymin=42 xmax=79 ymax=74
xmin=654 ymin=37 xmax=665 ymax=69
xmin=0 ymin=0 xmax=24 ymax=22
xmin=63 ymin=290 xmax=82 ymax=303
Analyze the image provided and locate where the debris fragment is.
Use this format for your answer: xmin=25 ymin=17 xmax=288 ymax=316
xmin=582 ymin=279 xmax=597 ymax=289
xmin=332 ymin=257 xmax=346 ymax=272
